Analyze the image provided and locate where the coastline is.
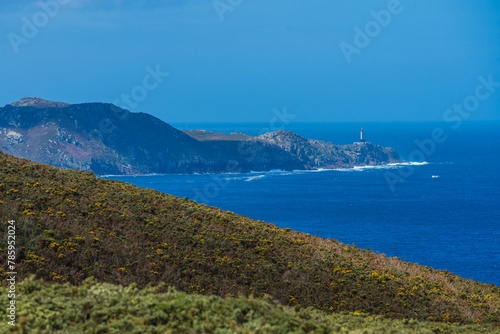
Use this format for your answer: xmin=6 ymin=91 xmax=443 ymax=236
xmin=99 ymin=161 xmax=428 ymax=178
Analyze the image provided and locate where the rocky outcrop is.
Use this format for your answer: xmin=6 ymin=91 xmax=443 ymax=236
xmin=9 ymin=97 xmax=70 ymax=109
xmin=257 ymin=130 xmax=401 ymax=168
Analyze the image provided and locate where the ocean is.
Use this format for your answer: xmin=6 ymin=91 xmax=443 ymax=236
xmin=103 ymin=121 xmax=500 ymax=285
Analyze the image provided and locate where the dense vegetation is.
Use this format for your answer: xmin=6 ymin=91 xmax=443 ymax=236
xmin=0 ymin=150 xmax=499 ymax=329
xmin=1 ymin=276 xmax=498 ymax=334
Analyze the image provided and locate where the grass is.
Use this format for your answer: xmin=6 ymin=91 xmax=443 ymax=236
xmin=0 ymin=276 xmax=498 ymax=334
xmin=0 ymin=150 xmax=499 ymax=329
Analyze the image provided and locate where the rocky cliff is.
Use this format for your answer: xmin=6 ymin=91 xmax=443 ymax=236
xmin=257 ymin=130 xmax=401 ymax=168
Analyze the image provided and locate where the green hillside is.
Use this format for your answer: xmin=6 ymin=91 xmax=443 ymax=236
xmin=0 ymin=150 xmax=499 ymax=328
xmin=1 ymin=277 xmax=498 ymax=334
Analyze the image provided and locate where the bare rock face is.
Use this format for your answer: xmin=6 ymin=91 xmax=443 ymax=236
xmin=256 ymin=130 xmax=401 ymax=169
xmin=9 ymin=97 xmax=70 ymax=109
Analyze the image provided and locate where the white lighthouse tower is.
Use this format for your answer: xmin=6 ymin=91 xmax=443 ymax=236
xmin=360 ymin=128 xmax=367 ymax=143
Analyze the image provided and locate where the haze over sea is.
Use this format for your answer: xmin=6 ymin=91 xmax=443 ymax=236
xmin=104 ymin=121 xmax=500 ymax=285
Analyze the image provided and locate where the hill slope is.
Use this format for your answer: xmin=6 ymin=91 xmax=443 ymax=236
xmin=1 ymin=277 xmax=498 ymax=333
xmin=0 ymin=98 xmax=224 ymax=175
xmin=0 ymin=151 xmax=498 ymax=326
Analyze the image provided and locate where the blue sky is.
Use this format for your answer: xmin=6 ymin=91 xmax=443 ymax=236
xmin=1 ymin=0 xmax=499 ymax=122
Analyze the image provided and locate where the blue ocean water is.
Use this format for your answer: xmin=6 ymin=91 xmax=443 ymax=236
xmin=104 ymin=121 xmax=500 ymax=285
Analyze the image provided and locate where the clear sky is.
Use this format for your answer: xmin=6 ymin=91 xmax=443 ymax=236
xmin=1 ymin=0 xmax=499 ymax=123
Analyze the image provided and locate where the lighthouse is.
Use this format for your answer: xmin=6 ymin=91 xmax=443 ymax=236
xmin=360 ymin=128 xmax=367 ymax=143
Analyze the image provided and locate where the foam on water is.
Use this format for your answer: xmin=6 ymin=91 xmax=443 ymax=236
xmin=245 ymin=175 xmax=267 ymax=182
xmin=103 ymin=162 xmax=430 ymax=179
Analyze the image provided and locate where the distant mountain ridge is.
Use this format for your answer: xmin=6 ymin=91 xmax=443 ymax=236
xmin=9 ymin=97 xmax=70 ymax=108
xmin=0 ymin=98 xmax=402 ymax=175
xmin=0 ymin=99 xmax=223 ymax=175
